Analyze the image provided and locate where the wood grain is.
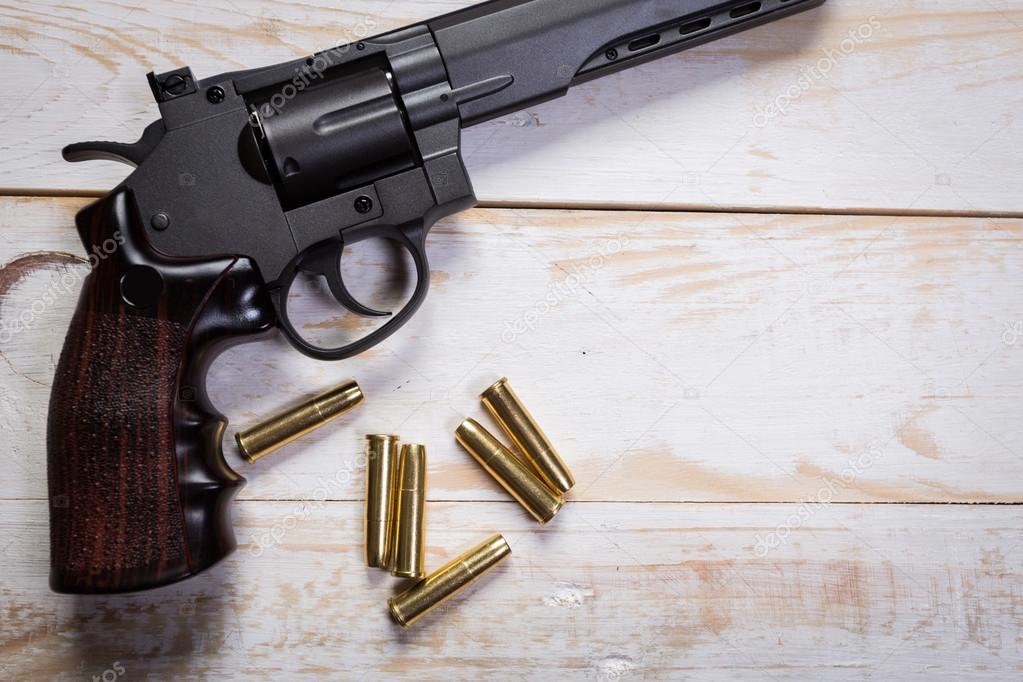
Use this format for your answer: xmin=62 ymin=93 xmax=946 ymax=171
xmin=0 ymin=2 xmax=1020 ymax=213
xmin=2 ymin=500 xmax=1021 ymax=679
xmin=1 ymin=3 xmax=1021 ymax=672
xmin=2 ymin=197 xmax=1021 ymax=505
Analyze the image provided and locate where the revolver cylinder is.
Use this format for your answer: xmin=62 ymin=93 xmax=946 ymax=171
xmin=253 ymin=65 xmax=415 ymax=209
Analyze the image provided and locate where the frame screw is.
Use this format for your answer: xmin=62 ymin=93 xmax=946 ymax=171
xmin=151 ymin=212 xmax=171 ymax=231
xmin=206 ymin=86 xmax=226 ymax=104
xmin=354 ymin=196 xmax=374 ymax=214
xmin=605 ymin=48 xmax=619 ymax=61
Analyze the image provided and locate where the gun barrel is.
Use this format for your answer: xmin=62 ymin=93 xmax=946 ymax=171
xmin=429 ymin=0 xmax=825 ymax=127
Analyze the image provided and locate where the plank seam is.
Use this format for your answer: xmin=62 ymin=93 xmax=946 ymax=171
xmin=2 ymin=190 xmax=1022 ymax=220
xmin=478 ymin=200 xmax=1023 ymax=220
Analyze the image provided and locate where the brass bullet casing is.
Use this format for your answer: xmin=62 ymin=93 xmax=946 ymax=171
xmin=455 ymin=418 xmax=564 ymax=525
xmin=480 ymin=378 xmax=575 ymax=494
xmin=391 ymin=443 xmax=427 ymax=579
xmin=364 ymin=435 xmax=400 ymax=569
xmin=236 ymin=380 xmax=365 ymax=463
xmin=388 ymin=534 xmax=511 ymax=629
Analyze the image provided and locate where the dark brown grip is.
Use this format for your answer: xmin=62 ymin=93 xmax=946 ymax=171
xmin=47 ymin=189 xmax=275 ymax=593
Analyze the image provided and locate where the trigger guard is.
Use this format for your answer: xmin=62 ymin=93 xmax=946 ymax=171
xmin=271 ymin=222 xmax=432 ymax=362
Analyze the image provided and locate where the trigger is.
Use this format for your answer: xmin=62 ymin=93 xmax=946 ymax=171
xmin=327 ymin=270 xmax=391 ymax=318
xmin=300 ymin=244 xmax=391 ymax=318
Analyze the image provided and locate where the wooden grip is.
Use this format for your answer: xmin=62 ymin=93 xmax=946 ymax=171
xmin=47 ymin=189 xmax=275 ymax=593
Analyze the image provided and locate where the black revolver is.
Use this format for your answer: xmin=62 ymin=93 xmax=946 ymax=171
xmin=48 ymin=0 xmax=825 ymax=593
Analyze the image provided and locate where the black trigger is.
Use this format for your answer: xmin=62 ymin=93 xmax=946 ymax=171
xmin=326 ymin=269 xmax=391 ymax=318
xmin=300 ymin=245 xmax=391 ymax=319
xmin=63 ymin=120 xmax=165 ymax=168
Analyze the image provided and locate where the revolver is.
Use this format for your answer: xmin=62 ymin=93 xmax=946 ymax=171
xmin=48 ymin=0 xmax=825 ymax=593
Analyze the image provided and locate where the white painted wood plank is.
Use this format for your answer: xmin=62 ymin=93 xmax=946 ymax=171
xmin=2 ymin=198 xmax=1021 ymax=503
xmin=0 ymin=2 xmax=1021 ymax=213
xmin=1 ymin=500 xmax=1021 ymax=680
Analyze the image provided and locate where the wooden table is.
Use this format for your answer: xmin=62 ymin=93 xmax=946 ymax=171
xmin=2 ymin=2 xmax=1022 ymax=679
